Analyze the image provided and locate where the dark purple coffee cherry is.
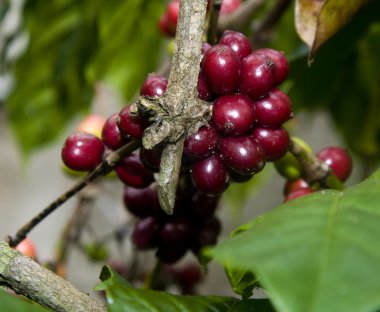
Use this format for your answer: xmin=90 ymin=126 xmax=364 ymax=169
xmin=140 ymin=73 xmax=168 ymax=97
xmin=255 ymin=48 xmax=289 ymax=85
xmin=115 ymin=153 xmax=154 ymax=188
xmin=117 ymin=105 xmax=150 ymax=139
xmin=140 ymin=147 xmax=162 ymax=172
xmin=191 ymin=154 xmax=229 ymax=195
xmin=239 ymin=52 xmax=276 ymax=99
xmin=123 ymin=186 xmax=157 ymax=218
xmin=102 ymin=113 xmax=130 ymax=150
xmin=186 ymin=191 xmax=219 ymax=220
xmin=156 ymin=244 xmax=188 ymax=264
xmin=251 ymin=127 xmax=290 ymax=161
xmin=132 ymin=216 xmax=160 ymax=250
xmin=184 ymin=126 xmax=219 ymax=160
xmin=159 ymin=218 xmax=193 ymax=246
xmin=220 ymin=135 xmax=266 ymax=175
xmin=219 ymin=30 xmax=252 ymax=61
xmin=191 ymin=216 xmax=221 ymax=254
xmin=254 ymin=89 xmax=292 ymax=128
xmin=197 ymin=71 xmax=214 ymax=101
xmin=229 ymin=171 xmax=254 ymax=183
xmin=202 ymin=44 xmax=241 ymax=95
xmin=212 ymin=94 xmax=255 ymax=136
xmin=61 ymin=132 xmax=104 ymax=171
xmin=317 ymin=147 xmax=353 ymax=182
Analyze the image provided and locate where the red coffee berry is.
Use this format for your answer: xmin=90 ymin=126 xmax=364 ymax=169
xmin=283 ymin=179 xmax=310 ymax=196
xmin=123 ymin=186 xmax=157 ymax=218
xmin=115 ymin=153 xmax=154 ymax=188
xmin=317 ymin=147 xmax=353 ymax=182
xmin=202 ymin=44 xmax=241 ymax=95
xmin=219 ymin=30 xmax=252 ymax=61
xmin=255 ymin=48 xmax=289 ymax=85
xmin=15 ymin=238 xmax=37 ymax=260
xmin=284 ymin=188 xmax=314 ymax=202
xmin=239 ymin=52 xmax=276 ymax=99
xmin=160 ymin=218 xmax=193 ymax=246
xmin=140 ymin=73 xmax=168 ymax=97
xmin=191 ymin=217 xmax=221 ymax=254
xmin=61 ymin=132 xmax=104 ymax=171
xmin=251 ymin=127 xmax=290 ymax=161
xmin=184 ymin=126 xmax=219 ymax=160
xmin=158 ymin=13 xmax=175 ymax=37
xmin=197 ymin=71 xmax=214 ymax=101
xmin=220 ymin=0 xmax=241 ymax=14
xmin=166 ymin=0 xmax=180 ymax=29
xmin=254 ymin=89 xmax=292 ymax=128
xmin=212 ymin=94 xmax=255 ymax=136
xmin=117 ymin=105 xmax=150 ymax=139
xmin=140 ymin=147 xmax=162 ymax=172
xmin=186 ymin=191 xmax=219 ymax=220
xmin=102 ymin=113 xmax=130 ymax=150
xmin=219 ymin=136 xmax=266 ymax=175
xmin=132 ymin=216 xmax=160 ymax=250
xmin=156 ymin=244 xmax=188 ymax=264
xmin=191 ymin=154 xmax=229 ymax=195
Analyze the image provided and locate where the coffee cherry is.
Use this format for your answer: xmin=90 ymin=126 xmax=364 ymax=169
xmin=191 ymin=216 xmax=221 ymax=254
xmin=251 ymin=127 xmax=290 ymax=161
xmin=256 ymin=48 xmax=289 ymax=85
xmin=132 ymin=216 xmax=161 ymax=250
xmin=118 ymin=105 xmax=150 ymax=139
xmin=220 ymin=0 xmax=241 ymax=14
xmin=61 ymin=132 xmax=104 ymax=171
xmin=284 ymin=179 xmax=310 ymax=196
xmin=171 ymin=263 xmax=203 ymax=286
xmin=191 ymin=154 xmax=229 ymax=195
xmin=123 ymin=186 xmax=157 ymax=218
xmin=184 ymin=126 xmax=219 ymax=160
xmin=239 ymin=52 xmax=276 ymax=99
xmin=219 ymin=30 xmax=252 ymax=61
xmin=201 ymin=42 xmax=212 ymax=55
xmin=156 ymin=244 xmax=188 ymax=264
xmin=317 ymin=147 xmax=353 ymax=182
xmin=284 ymin=188 xmax=314 ymax=202
xmin=77 ymin=115 xmax=106 ymax=139
xmin=115 ymin=153 xmax=154 ymax=188
xmin=140 ymin=73 xmax=168 ymax=97
xmin=166 ymin=0 xmax=180 ymax=29
xmin=160 ymin=218 xmax=193 ymax=246
xmin=140 ymin=147 xmax=162 ymax=172
xmin=186 ymin=191 xmax=219 ymax=220
xmin=197 ymin=71 xmax=214 ymax=101
xmin=158 ymin=14 xmax=175 ymax=37
xmin=15 ymin=238 xmax=37 ymax=260
xmin=229 ymin=171 xmax=254 ymax=183
xmin=102 ymin=113 xmax=130 ymax=150
xmin=202 ymin=44 xmax=241 ymax=95
xmin=254 ymin=89 xmax=292 ymax=128
xmin=220 ymin=136 xmax=265 ymax=175
xmin=212 ymin=94 xmax=255 ymax=136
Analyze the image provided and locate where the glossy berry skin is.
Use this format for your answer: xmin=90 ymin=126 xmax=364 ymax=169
xmin=140 ymin=73 xmax=168 ymax=97
xmin=202 ymin=44 xmax=241 ymax=95
xmin=229 ymin=171 xmax=254 ymax=183
xmin=254 ymin=89 xmax=292 ymax=128
xmin=117 ymin=105 xmax=150 ymax=139
xmin=191 ymin=154 xmax=229 ymax=195
xmin=239 ymin=52 xmax=276 ymax=99
xmin=61 ymin=132 xmax=104 ymax=171
xmin=212 ymin=94 xmax=255 ymax=136
xmin=102 ymin=113 xmax=130 ymax=150
xmin=220 ymin=0 xmax=241 ymax=14
xmin=132 ymin=216 xmax=160 ymax=250
xmin=256 ymin=48 xmax=289 ymax=85
xmin=251 ymin=127 xmax=290 ymax=161
xmin=197 ymin=71 xmax=214 ymax=101
xmin=185 ymin=191 xmax=219 ymax=220
xmin=219 ymin=30 xmax=252 ymax=61
xmin=160 ymin=218 xmax=193 ymax=246
xmin=115 ymin=153 xmax=154 ymax=188
xmin=220 ymin=136 xmax=266 ymax=175
xmin=284 ymin=188 xmax=314 ymax=202
xmin=15 ymin=238 xmax=37 ymax=260
xmin=184 ymin=126 xmax=219 ymax=160
xmin=283 ymin=179 xmax=310 ymax=196
xmin=140 ymin=147 xmax=162 ymax=172
xmin=123 ymin=186 xmax=157 ymax=218
xmin=317 ymin=147 xmax=353 ymax=182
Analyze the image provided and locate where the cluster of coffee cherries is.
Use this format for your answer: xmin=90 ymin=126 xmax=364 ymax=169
xmin=159 ymin=0 xmax=241 ymax=37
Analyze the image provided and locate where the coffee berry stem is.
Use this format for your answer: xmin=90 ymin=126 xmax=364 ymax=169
xmin=8 ymin=140 xmax=141 ymax=248
xmin=288 ymin=138 xmax=345 ymax=191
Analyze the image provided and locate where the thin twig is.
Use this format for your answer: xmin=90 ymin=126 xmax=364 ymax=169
xmin=207 ymin=0 xmax=223 ymax=44
xmin=9 ymin=140 xmax=140 ymax=247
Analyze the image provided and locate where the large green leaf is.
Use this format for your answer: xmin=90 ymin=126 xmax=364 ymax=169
xmin=0 ymin=289 xmax=48 ymax=312
xmin=206 ymin=169 xmax=380 ymax=312
xmin=96 ymin=266 xmax=274 ymax=312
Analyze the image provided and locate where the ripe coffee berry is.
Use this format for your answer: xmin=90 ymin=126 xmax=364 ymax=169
xmin=102 ymin=113 xmax=130 ymax=150
xmin=239 ymin=52 xmax=276 ymax=99
xmin=183 ymin=126 xmax=219 ymax=160
xmin=117 ymin=105 xmax=150 ymax=139
xmin=284 ymin=188 xmax=314 ymax=202
xmin=140 ymin=73 xmax=168 ymax=97
xmin=191 ymin=154 xmax=229 ymax=195
xmin=212 ymin=94 xmax=255 ymax=136
xmin=115 ymin=153 xmax=154 ymax=188
xmin=317 ymin=147 xmax=353 ymax=182
xmin=123 ymin=186 xmax=158 ymax=218
xmin=251 ymin=127 xmax=290 ymax=161
xmin=219 ymin=30 xmax=252 ymax=61
xmin=202 ymin=44 xmax=241 ymax=95
xmin=160 ymin=218 xmax=193 ymax=246
xmin=15 ymin=238 xmax=37 ymax=260
xmin=132 ymin=216 xmax=160 ymax=250
xmin=256 ymin=48 xmax=289 ymax=85
xmin=140 ymin=147 xmax=162 ymax=172
xmin=61 ymin=132 xmax=104 ymax=171
xmin=284 ymin=179 xmax=310 ymax=196
xmin=197 ymin=71 xmax=214 ymax=101
xmin=220 ymin=0 xmax=241 ymax=14
xmin=254 ymin=89 xmax=292 ymax=128
xmin=220 ymin=136 xmax=265 ymax=175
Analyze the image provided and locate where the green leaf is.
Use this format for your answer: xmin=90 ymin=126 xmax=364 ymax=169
xmin=224 ymin=265 xmax=258 ymax=299
xmin=0 ymin=289 xmax=48 ymax=312
xmin=206 ymin=169 xmax=380 ymax=312
xmin=295 ymin=0 xmax=370 ymax=60
xmin=96 ymin=266 xmax=273 ymax=312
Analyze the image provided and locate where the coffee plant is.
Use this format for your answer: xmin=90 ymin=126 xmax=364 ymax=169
xmin=1 ymin=0 xmax=380 ymax=311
